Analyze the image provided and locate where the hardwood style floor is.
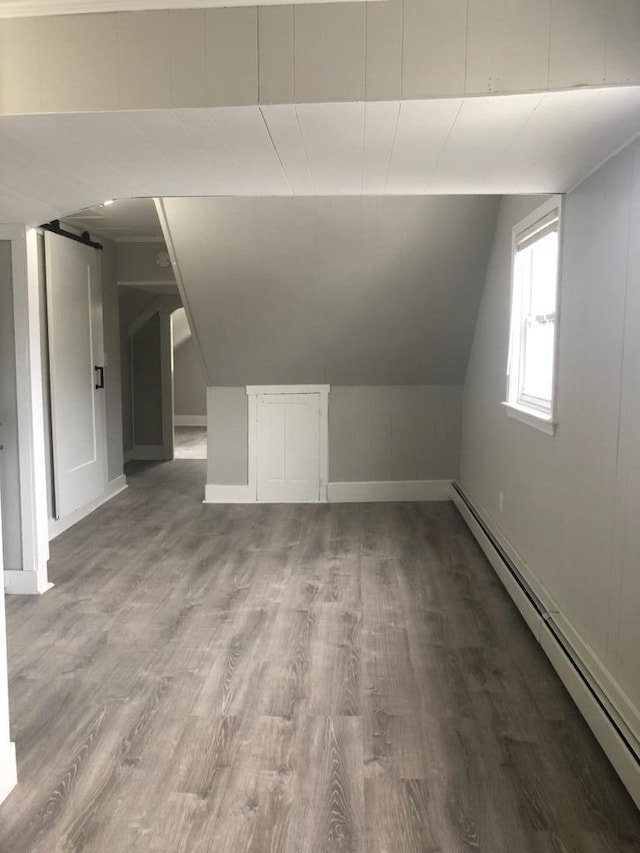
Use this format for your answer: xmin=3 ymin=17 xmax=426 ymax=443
xmin=1 ymin=460 xmax=639 ymax=852
xmin=174 ymin=426 xmax=207 ymax=460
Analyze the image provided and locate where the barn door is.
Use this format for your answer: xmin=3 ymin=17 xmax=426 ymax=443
xmin=45 ymin=231 xmax=106 ymax=519
xmin=256 ymin=393 xmax=320 ymax=502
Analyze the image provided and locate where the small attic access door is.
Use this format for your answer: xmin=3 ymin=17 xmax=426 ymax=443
xmin=248 ymin=385 xmax=329 ymax=503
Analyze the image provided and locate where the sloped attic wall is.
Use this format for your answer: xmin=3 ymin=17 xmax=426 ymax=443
xmin=160 ymin=196 xmax=500 ymax=385
xmin=160 ymin=195 xmax=500 ymax=485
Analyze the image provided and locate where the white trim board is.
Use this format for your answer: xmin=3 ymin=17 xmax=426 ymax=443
xmin=204 ymin=483 xmax=255 ymax=504
xmin=174 ymin=415 xmax=207 ymax=427
xmin=0 ymin=742 xmax=16 ymax=806
xmin=246 ymin=385 xmax=330 ymax=396
xmin=452 ymin=484 xmax=640 ymax=809
xmin=328 ymin=480 xmax=453 ymax=503
xmin=204 ymin=479 xmax=453 ymax=504
xmin=3 ymin=225 xmax=50 ymax=590
xmin=4 ymin=571 xmax=53 ymax=595
xmin=48 ymin=475 xmax=127 ymax=542
xmin=0 ymin=0 xmax=376 ymax=18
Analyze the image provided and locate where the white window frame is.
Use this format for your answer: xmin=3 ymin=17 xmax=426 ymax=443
xmin=504 ymin=196 xmax=563 ymax=436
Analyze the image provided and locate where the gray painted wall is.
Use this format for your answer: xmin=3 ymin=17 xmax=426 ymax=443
xmin=162 ymin=196 xmax=500 ymax=386
xmin=207 ymin=385 xmax=462 ymax=486
xmin=460 ymin=140 xmax=640 ymax=732
xmin=174 ymin=338 xmax=206 ymax=418
xmin=330 ymin=386 xmax=461 ymax=482
xmin=132 ymin=313 xmax=163 ymax=447
xmin=0 ymin=241 xmax=22 ymax=569
xmin=120 ymin=291 xmax=182 ymax=456
xmin=207 ymin=387 xmax=247 ymax=486
xmin=2 ymin=2 xmax=638 ymax=117
xmin=117 ymin=241 xmax=175 ymax=284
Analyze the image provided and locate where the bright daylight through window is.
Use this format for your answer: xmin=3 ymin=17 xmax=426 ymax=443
xmin=505 ymin=197 xmax=562 ymax=434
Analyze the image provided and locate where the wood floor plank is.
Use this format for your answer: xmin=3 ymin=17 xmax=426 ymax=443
xmin=0 ymin=459 xmax=638 ymax=852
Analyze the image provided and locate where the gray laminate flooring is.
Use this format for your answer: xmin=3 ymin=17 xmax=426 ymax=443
xmin=174 ymin=426 xmax=207 ymax=459
xmin=1 ymin=459 xmax=639 ymax=852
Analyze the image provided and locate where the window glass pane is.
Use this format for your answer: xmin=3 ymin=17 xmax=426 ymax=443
xmin=529 ymin=231 xmax=558 ymax=316
xmin=515 ymin=227 xmax=558 ymax=409
xmin=522 ymin=319 xmax=554 ymax=403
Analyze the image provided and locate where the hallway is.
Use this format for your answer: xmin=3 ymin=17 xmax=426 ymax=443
xmin=0 ymin=460 xmax=638 ymax=852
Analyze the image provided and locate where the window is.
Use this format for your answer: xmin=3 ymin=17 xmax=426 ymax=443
xmin=505 ymin=197 xmax=562 ymax=434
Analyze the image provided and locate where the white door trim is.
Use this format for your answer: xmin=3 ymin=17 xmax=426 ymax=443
xmin=1 ymin=225 xmax=50 ymax=594
xmin=0 ymin=479 xmax=18 ymax=805
xmin=245 ymin=385 xmax=330 ymax=502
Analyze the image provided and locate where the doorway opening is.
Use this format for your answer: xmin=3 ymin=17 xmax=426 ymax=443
xmin=171 ymin=307 xmax=207 ymax=461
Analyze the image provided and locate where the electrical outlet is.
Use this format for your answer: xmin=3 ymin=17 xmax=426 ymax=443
xmin=498 ymin=491 xmax=504 ymax=514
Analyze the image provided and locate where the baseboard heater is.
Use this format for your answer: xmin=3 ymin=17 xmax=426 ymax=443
xmin=452 ymin=481 xmax=640 ymax=807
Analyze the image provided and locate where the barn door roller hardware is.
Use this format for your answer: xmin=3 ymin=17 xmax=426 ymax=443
xmin=41 ymin=219 xmax=103 ymax=251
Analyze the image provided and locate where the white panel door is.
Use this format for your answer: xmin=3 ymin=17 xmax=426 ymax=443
xmin=45 ymin=232 xmax=106 ymax=519
xmin=256 ymin=393 xmax=320 ymax=502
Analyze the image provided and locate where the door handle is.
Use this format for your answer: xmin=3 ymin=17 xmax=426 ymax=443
xmin=94 ymin=365 xmax=105 ymax=389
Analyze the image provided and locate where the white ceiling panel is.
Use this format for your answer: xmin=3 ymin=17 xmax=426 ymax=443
xmin=295 ymin=103 xmax=365 ymax=195
xmin=125 ymin=111 xmax=227 ymax=197
xmin=361 ymin=101 xmax=400 ymax=195
xmin=0 ymin=87 xmax=639 ymax=226
xmin=385 ymin=99 xmax=463 ymax=194
xmin=260 ymin=105 xmax=315 ymax=195
xmin=212 ymin=107 xmax=291 ymax=195
xmin=428 ymin=93 xmax=544 ymax=192
xmin=64 ymin=198 xmax=163 ymax=240
xmin=0 ymin=0 xmax=375 ymax=17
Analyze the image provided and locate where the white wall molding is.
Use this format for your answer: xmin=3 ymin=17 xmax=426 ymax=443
xmin=328 ymin=480 xmax=452 ymax=503
xmin=48 ymin=475 xmax=127 ymax=542
xmin=453 ymin=484 xmax=640 ymax=809
xmin=3 ymin=570 xmax=53 ymax=595
xmin=174 ymin=415 xmax=207 ymax=427
xmin=0 ymin=742 xmax=17 ymax=807
xmin=204 ymin=483 xmax=255 ymax=504
xmin=246 ymin=385 xmax=330 ymax=397
xmin=0 ymin=0 xmax=373 ymax=19
xmin=3 ymin=226 xmax=50 ymax=590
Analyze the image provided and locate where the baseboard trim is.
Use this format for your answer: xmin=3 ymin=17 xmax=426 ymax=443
xmin=48 ymin=475 xmax=128 ymax=542
xmin=4 ymin=571 xmax=53 ymax=595
xmin=328 ymin=480 xmax=452 ymax=503
xmin=0 ymin=742 xmax=17 ymax=806
xmin=174 ymin=415 xmax=207 ymax=427
xmin=452 ymin=481 xmax=640 ymax=809
xmin=204 ymin=483 xmax=255 ymax=503
xmin=204 ymin=479 xmax=453 ymax=505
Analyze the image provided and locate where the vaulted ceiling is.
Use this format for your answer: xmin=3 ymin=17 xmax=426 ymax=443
xmin=2 ymin=87 xmax=640 ymax=225
xmin=0 ymin=0 xmax=369 ymax=15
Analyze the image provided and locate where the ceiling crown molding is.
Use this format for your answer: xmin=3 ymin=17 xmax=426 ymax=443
xmin=0 ymin=0 xmax=374 ymax=18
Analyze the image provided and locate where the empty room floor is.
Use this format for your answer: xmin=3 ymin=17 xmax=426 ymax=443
xmin=1 ymin=460 xmax=639 ymax=852
xmin=174 ymin=426 xmax=207 ymax=460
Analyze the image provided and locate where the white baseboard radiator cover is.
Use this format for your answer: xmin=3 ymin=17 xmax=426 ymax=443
xmin=452 ymin=482 xmax=640 ymax=810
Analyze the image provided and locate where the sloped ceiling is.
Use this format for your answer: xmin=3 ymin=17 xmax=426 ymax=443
xmin=0 ymin=0 xmax=370 ymax=16
xmin=2 ymin=88 xmax=640 ymax=225
xmin=158 ymin=195 xmax=505 ymax=386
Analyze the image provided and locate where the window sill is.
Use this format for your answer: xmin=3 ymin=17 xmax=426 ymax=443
xmin=502 ymin=402 xmax=556 ymax=435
